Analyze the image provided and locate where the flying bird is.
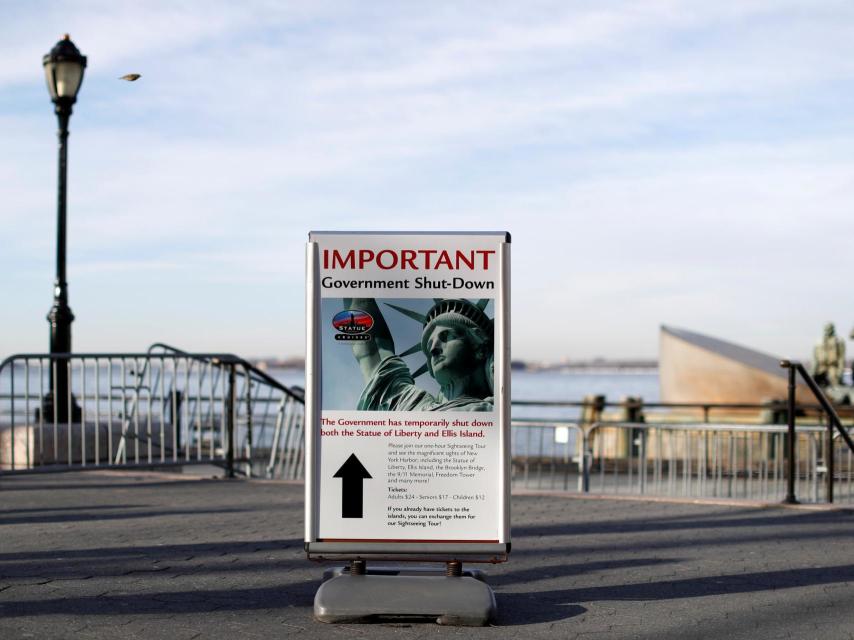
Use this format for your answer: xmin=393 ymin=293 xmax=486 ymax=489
xmin=119 ymin=73 xmax=141 ymax=81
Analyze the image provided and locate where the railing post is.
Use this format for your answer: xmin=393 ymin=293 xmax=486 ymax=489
xmin=226 ymin=363 xmax=236 ymax=479
xmin=10 ymin=364 xmax=15 ymax=471
xmin=170 ymin=389 xmax=183 ymax=452
xmin=639 ymin=429 xmax=647 ymax=494
xmin=579 ymin=428 xmax=590 ymax=493
xmin=244 ymin=366 xmax=253 ymax=478
xmin=783 ymin=362 xmax=798 ymax=504
xmin=826 ymin=412 xmax=834 ymax=503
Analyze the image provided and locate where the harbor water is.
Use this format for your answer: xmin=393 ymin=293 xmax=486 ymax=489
xmin=269 ymin=367 xmax=660 ymax=457
xmin=267 ymin=367 xmax=660 ymax=419
xmin=1 ymin=363 xmax=658 ymax=459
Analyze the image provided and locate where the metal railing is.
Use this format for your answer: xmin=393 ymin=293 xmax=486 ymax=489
xmin=5 ymin=351 xmax=854 ymax=504
xmin=0 ymin=346 xmax=305 ymax=479
xmin=510 ymin=420 xmax=854 ymax=503
xmin=780 ymin=360 xmax=854 ymax=503
xmin=513 ymin=397 xmax=854 ymax=423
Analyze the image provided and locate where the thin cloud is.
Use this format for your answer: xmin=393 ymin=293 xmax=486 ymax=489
xmin=2 ymin=0 xmax=853 ymax=359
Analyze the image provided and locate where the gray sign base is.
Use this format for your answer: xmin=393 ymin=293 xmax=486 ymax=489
xmin=314 ymin=574 xmax=496 ymax=626
xmin=322 ymin=564 xmax=486 ymax=582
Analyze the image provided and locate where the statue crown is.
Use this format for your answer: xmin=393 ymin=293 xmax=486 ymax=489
xmin=420 ymin=299 xmax=493 ymax=354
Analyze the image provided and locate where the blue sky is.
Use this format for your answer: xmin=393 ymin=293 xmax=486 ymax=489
xmin=2 ymin=1 xmax=854 ymax=362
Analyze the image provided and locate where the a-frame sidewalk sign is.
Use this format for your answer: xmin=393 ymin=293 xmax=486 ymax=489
xmin=305 ymin=231 xmax=511 ymax=625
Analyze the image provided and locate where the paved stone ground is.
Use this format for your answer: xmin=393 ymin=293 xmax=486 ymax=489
xmin=1 ymin=471 xmax=853 ymax=639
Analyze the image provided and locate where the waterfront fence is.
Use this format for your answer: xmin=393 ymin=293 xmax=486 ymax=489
xmin=0 ymin=345 xmax=305 ymax=479
xmin=4 ymin=349 xmax=853 ymax=504
xmin=510 ymin=420 xmax=854 ymax=503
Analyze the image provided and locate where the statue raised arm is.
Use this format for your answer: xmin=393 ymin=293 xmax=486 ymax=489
xmin=344 ymin=298 xmax=395 ymax=382
xmin=345 ymin=298 xmax=494 ymax=412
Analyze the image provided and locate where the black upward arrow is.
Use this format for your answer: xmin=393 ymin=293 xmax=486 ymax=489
xmin=333 ymin=454 xmax=372 ymax=518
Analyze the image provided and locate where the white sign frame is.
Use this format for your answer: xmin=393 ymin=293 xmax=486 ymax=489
xmin=305 ymin=231 xmax=511 ymax=562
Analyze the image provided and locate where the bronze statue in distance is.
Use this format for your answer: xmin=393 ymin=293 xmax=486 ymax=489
xmin=812 ymin=322 xmax=845 ymax=388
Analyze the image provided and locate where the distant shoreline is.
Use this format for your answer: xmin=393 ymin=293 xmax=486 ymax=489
xmin=523 ymin=366 xmax=658 ymax=374
xmin=250 ymin=359 xmax=658 ymax=374
xmin=511 ymin=360 xmax=657 ymax=373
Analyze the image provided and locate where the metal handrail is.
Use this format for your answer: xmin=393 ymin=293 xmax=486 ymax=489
xmin=146 ymin=343 xmax=303 ymax=400
xmin=512 ymin=397 xmax=854 ymax=417
xmin=780 ymin=360 xmax=854 ymax=504
xmin=588 ymin=421 xmax=827 ymax=434
xmin=147 ymin=344 xmax=306 ymax=477
xmin=513 ymin=418 xmax=829 ymax=435
xmin=780 ymin=361 xmax=854 ymax=450
xmin=0 ymin=349 xmax=301 ymax=402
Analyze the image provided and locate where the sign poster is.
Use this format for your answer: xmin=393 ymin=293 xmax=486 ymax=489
xmin=306 ymin=232 xmax=510 ymax=555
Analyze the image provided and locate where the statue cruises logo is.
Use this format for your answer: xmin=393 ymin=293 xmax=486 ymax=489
xmin=332 ymin=309 xmax=374 ymax=341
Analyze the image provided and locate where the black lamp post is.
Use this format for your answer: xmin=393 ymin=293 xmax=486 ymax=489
xmin=42 ymin=34 xmax=86 ymax=422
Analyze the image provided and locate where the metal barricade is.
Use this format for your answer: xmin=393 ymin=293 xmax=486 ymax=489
xmin=509 ymin=419 xmax=852 ymax=504
xmin=510 ymin=419 xmax=584 ymax=492
xmin=0 ymin=347 xmax=304 ymax=479
xmin=6 ymin=356 xmax=853 ymax=503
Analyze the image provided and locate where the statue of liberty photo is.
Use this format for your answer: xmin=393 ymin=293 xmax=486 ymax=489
xmin=344 ymin=298 xmax=494 ymax=412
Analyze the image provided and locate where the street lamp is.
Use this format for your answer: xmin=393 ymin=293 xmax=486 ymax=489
xmin=42 ymin=34 xmax=86 ymax=422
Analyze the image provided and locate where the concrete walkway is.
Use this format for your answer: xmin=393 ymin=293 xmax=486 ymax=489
xmin=1 ymin=471 xmax=853 ymax=639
